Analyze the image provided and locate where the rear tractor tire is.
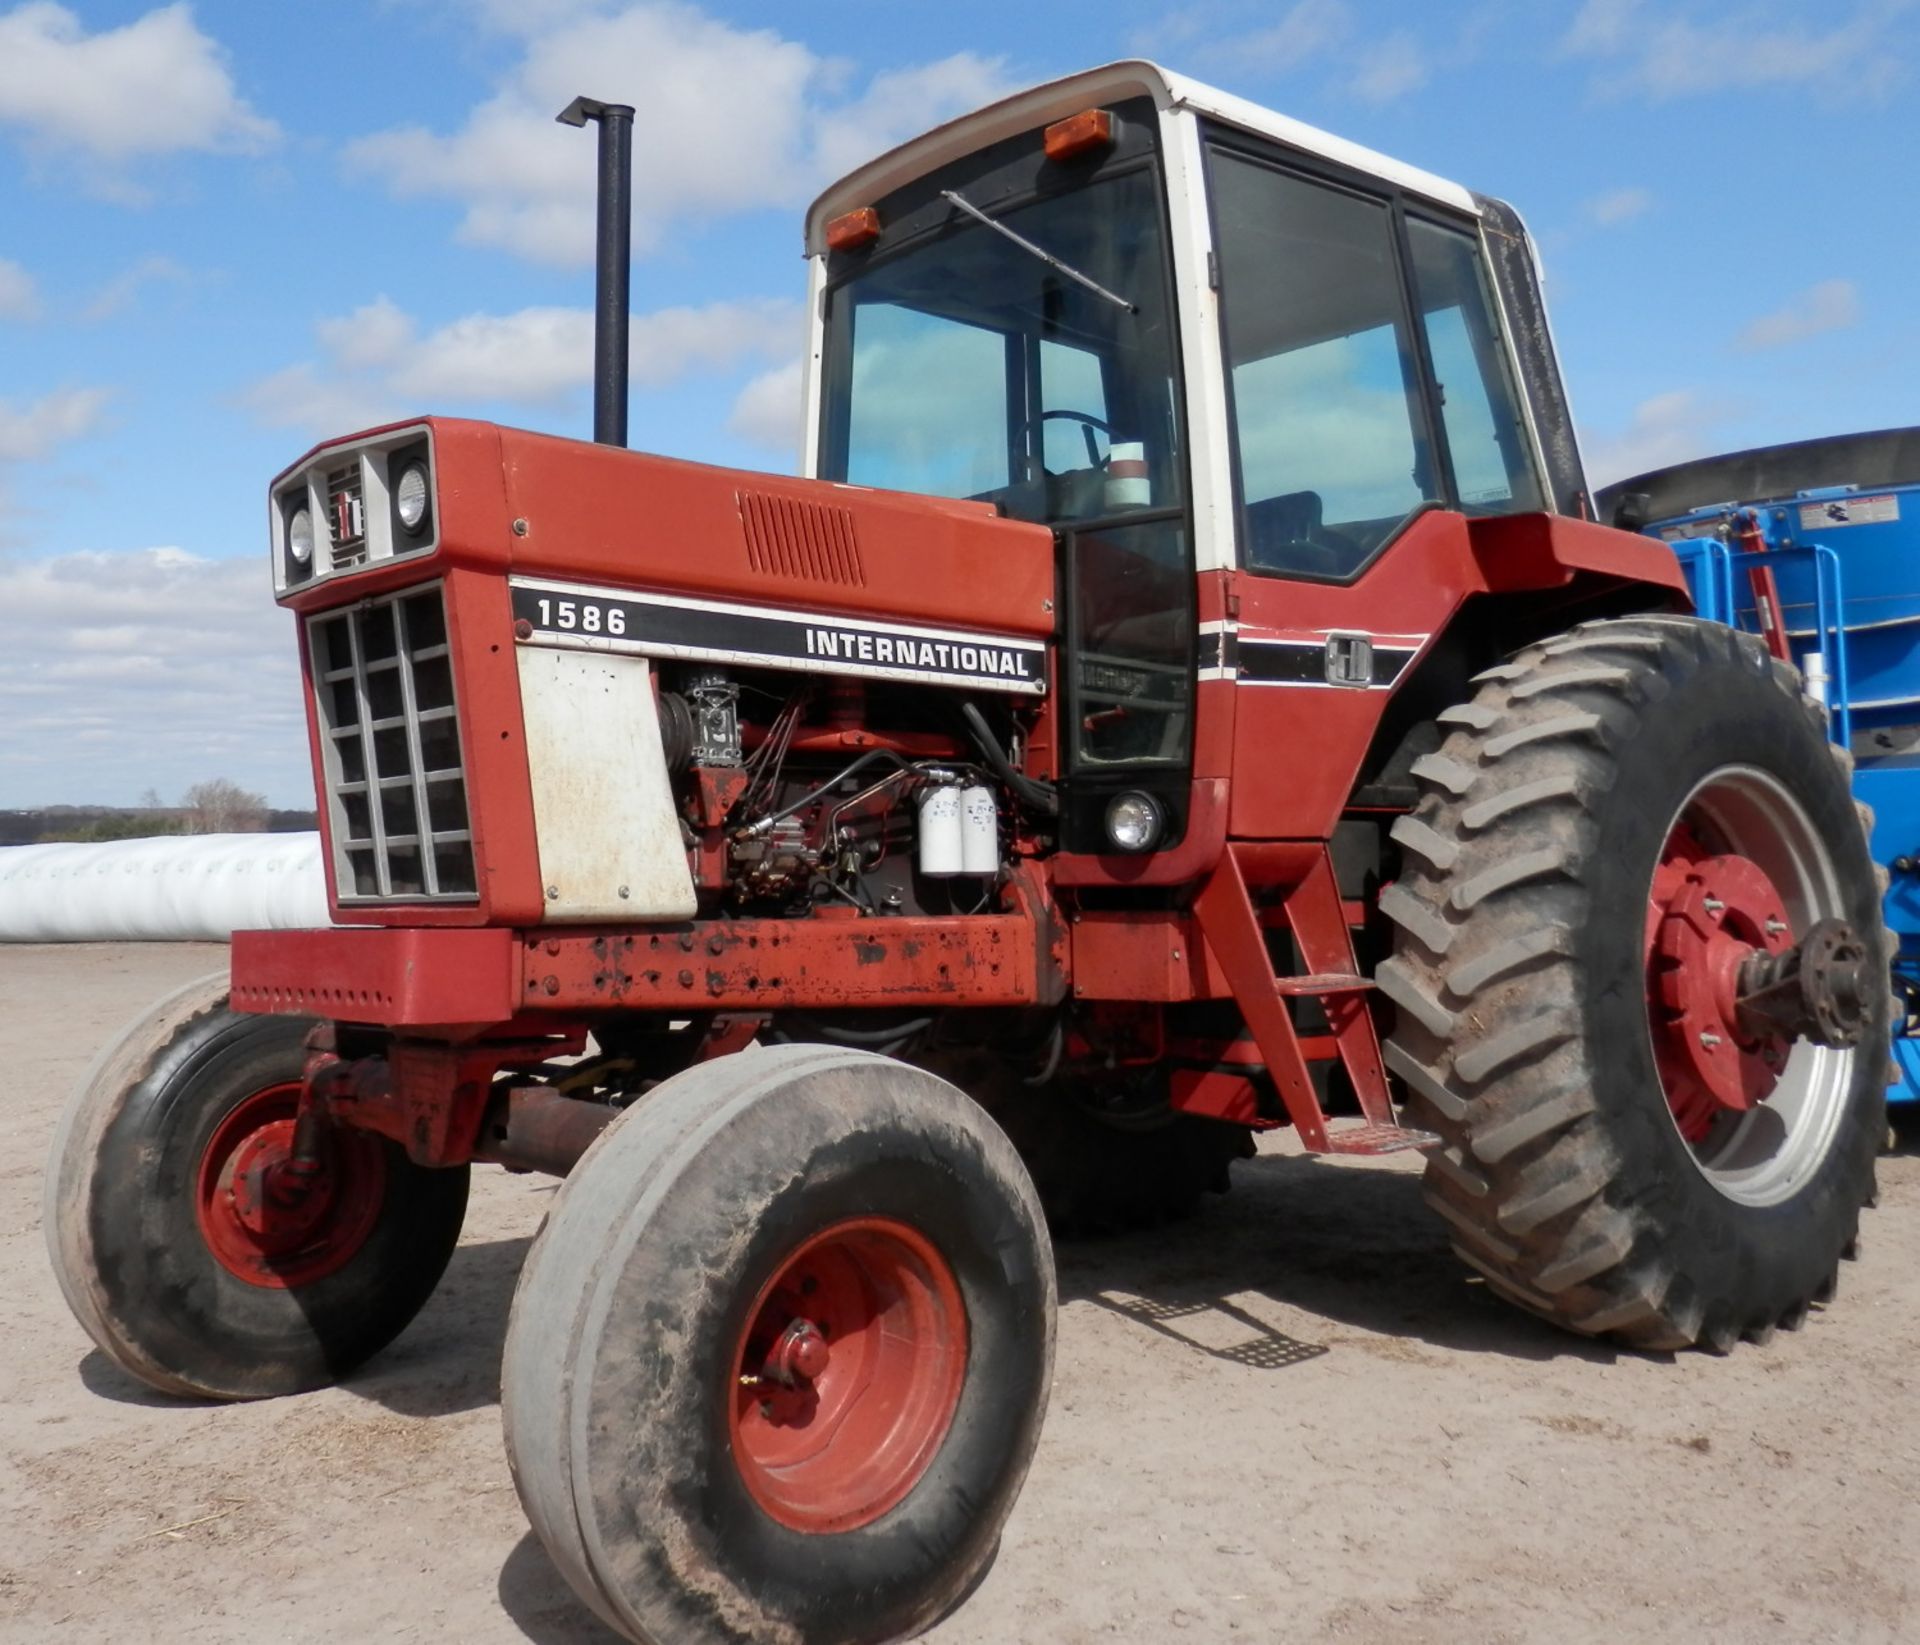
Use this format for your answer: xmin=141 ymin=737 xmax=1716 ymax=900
xmin=501 ymin=1043 xmax=1055 ymax=1645
xmin=45 ymin=973 xmax=470 ymax=1399
xmin=1379 ymin=616 xmax=1889 ymax=1352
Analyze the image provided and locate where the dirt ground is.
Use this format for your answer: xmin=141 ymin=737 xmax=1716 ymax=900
xmin=4 ymin=943 xmax=1920 ymax=1644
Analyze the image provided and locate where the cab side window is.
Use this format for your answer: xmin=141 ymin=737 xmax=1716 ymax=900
xmin=1210 ymin=149 xmax=1439 ymax=579
xmin=1405 ymin=217 xmax=1544 ymax=515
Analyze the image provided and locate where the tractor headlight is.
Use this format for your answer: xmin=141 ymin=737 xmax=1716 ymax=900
xmin=394 ymin=462 xmax=430 ymax=533
xmin=1105 ymin=791 xmax=1163 ymax=853
xmin=287 ymin=507 xmax=315 ymax=565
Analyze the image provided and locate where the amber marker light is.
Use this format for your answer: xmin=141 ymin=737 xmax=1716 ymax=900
xmin=1043 ymin=108 xmax=1114 ymax=162
xmin=826 ymin=207 xmax=882 ymax=251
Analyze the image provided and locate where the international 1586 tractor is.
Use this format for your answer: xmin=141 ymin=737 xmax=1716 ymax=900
xmin=46 ymin=61 xmax=1890 ymax=1645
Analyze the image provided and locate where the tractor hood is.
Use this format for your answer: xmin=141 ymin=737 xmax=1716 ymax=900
xmin=269 ymin=416 xmax=1058 ymax=641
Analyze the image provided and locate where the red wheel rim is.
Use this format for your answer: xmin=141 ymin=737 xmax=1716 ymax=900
xmin=193 ymin=1083 xmax=387 ymax=1289
xmin=1645 ymin=814 xmax=1797 ymax=1142
xmin=729 ymin=1216 xmax=967 ymax=1534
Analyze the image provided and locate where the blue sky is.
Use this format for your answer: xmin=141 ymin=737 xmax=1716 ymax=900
xmin=1 ymin=0 xmax=1914 ymax=806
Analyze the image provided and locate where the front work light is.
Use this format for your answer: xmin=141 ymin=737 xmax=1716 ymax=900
xmin=1105 ymin=791 xmax=1163 ymax=854
xmin=395 ymin=463 xmax=430 ymax=532
xmin=288 ymin=507 xmax=315 ymax=565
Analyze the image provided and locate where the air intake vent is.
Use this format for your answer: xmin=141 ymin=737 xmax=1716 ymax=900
xmin=326 ymin=462 xmax=368 ymax=570
xmin=738 ymin=491 xmax=866 ymax=586
xmin=309 ymin=585 xmax=476 ymax=902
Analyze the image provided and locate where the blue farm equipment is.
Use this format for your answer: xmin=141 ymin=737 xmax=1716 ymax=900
xmin=1600 ymin=426 xmax=1920 ymax=1103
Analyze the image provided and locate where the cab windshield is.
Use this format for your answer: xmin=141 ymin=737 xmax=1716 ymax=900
xmin=819 ymin=164 xmax=1184 ymax=528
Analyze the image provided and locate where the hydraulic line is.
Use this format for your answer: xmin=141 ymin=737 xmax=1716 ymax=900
xmin=960 ymin=703 xmax=1058 ymax=817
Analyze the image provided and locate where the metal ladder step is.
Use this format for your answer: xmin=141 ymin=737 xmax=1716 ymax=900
xmin=1271 ymin=972 xmax=1374 ymax=997
xmin=1322 ymin=1121 xmax=1439 ymax=1156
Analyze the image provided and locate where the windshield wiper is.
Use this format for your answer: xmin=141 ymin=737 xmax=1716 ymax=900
xmin=939 ymin=188 xmax=1136 ymax=314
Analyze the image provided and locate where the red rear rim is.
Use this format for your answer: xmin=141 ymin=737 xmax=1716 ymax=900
xmin=1645 ymin=813 xmax=1797 ymax=1142
xmin=730 ymin=1216 xmax=968 ymax=1534
xmin=194 ymin=1083 xmax=387 ymax=1289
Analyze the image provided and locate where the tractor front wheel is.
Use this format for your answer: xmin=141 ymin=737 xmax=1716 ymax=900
xmin=1380 ymin=617 xmax=1888 ymax=1351
xmin=45 ymin=974 xmax=469 ymax=1399
xmin=501 ymin=1043 xmax=1054 ymax=1645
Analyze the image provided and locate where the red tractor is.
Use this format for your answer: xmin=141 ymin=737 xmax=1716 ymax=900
xmin=47 ymin=61 xmax=1888 ymax=1645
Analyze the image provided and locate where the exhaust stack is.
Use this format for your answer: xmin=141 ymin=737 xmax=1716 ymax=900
xmin=557 ymin=95 xmax=635 ymax=448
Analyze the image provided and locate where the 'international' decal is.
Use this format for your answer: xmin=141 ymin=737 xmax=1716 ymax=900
xmin=509 ymin=576 xmax=1046 ymax=696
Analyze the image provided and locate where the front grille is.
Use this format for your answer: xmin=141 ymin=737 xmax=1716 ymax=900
xmin=309 ymin=586 xmax=476 ymax=901
xmin=326 ymin=463 xmax=368 ymax=570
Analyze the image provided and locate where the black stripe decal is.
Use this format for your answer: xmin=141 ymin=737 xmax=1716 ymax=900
xmin=1374 ymin=647 xmax=1417 ymax=685
xmin=1236 ymin=638 xmax=1418 ymax=688
xmin=509 ymin=580 xmax=1046 ymax=695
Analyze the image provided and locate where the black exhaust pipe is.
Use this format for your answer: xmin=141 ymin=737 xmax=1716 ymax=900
xmin=557 ymin=95 xmax=635 ymax=448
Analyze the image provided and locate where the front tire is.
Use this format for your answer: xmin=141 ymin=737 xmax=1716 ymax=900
xmin=1379 ymin=617 xmax=1888 ymax=1351
xmin=501 ymin=1043 xmax=1054 ymax=1645
xmin=45 ymin=975 xmax=469 ymax=1399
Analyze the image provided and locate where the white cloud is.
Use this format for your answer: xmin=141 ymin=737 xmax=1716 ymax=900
xmin=0 ymin=255 xmax=39 ymax=321
xmin=396 ymin=308 xmax=592 ymax=404
xmin=243 ymin=294 xmax=801 ymax=436
xmin=0 ymin=387 xmax=111 ymax=462
xmin=1562 ymin=0 xmax=1639 ymax=54
xmin=80 ymin=253 xmax=191 ymax=322
xmin=1585 ymin=185 xmax=1652 ymax=226
xmin=1165 ymin=0 xmax=1353 ymax=75
xmin=1349 ymin=28 xmax=1428 ymax=103
xmin=1561 ymin=0 xmax=1911 ymax=101
xmin=241 ymin=364 xmax=408 ymax=442
xmin=728 ymin=361 xmax=803 ymax=458
xmin=0 ymin=545 xmax=310 ymax=807
xmin=345 ymin=3 xmax=1011 ymax=266
xmin=809 ymin=53 xmax=1015 ymax=187
xmin=1581 ymin=389 xmax=1731 ymax=487
xmin=0 ymin=3 xmax=277 ymax=178
xmin=1736 ymin=278 xmax=1861 ymax=351
xmin=1139 ymin=1 xmax=1439 ymax=100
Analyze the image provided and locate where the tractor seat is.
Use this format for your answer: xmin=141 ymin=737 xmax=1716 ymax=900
xmin=1245 ymin=490 xmax=1355 ymax=577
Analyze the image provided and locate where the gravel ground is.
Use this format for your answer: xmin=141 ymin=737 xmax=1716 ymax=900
xmin=4 ymin=941 xmax=1919 ymax=1643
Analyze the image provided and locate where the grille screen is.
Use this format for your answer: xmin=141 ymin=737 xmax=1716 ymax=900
xmin=326 ymin=463 xmax=368 ymax=570
xmin=310 ymin=586 xmax=476 ymax=901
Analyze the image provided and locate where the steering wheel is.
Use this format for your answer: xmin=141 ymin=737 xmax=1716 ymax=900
xmin=1041 ymin=408 xmax=1117 ymax=471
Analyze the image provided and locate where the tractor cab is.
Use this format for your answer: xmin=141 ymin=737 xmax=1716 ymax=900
xmin=803 ymin=61 xmax=1588 ymax=852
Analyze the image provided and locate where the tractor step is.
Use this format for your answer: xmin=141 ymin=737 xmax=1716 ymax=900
xmin=1321 ymin=1121 xmax=1439 ymax=1156
xmin=1271 ymin=973 xmax=1373 ymax=996
xmin=1191 ymin=843 xmax=1415 ymax=1155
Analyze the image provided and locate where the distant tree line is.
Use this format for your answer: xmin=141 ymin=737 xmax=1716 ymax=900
xmin=1 ymin=780 xmax=317 ymax=846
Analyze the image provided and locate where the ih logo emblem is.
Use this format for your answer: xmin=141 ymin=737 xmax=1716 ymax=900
xmin=1324 ymin=634 xmax=1373 ymax=686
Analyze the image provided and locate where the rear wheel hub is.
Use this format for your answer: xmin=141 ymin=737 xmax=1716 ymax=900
xmin=1647 ymin=817 xmax=1865 ymax=1143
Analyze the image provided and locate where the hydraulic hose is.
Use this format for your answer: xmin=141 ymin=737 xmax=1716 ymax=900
xmin=960 ymin=703 xmax=1058 ymax=817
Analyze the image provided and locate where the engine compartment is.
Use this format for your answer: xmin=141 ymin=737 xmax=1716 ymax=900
xmin=657 ymin=665 xmax=1047 ymax=919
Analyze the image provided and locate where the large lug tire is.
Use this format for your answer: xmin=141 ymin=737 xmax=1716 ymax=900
xmin=502 ymin=1043 xmax=1055 ymax=1645
xmin=1379 ymin=616 xmax=1889 ymax=1352
xmin=926 ymin=1047 xmax=1253 ymax=1237
xmin=45 ymin=976 xmax=469 ymax=1399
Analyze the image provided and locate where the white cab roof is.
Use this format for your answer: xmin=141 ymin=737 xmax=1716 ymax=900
xmin=805 ymin=59 xmax=1478 ymax=254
